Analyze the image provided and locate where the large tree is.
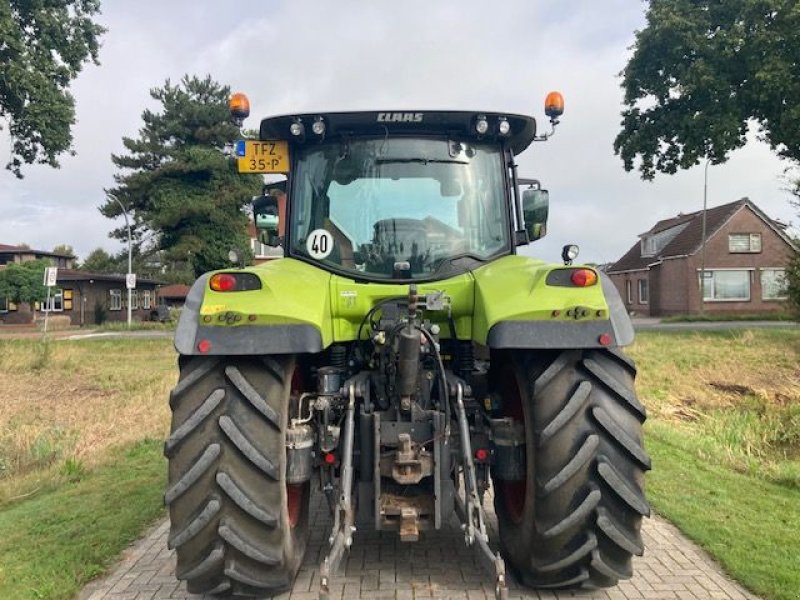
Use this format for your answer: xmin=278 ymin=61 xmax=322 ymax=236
xmin=102 ymin=75 xmax=261 ymax=277
xmin=0 ymin=0 xmax=105 ymax=177
xmin=616 ymin=1 xmax=800 ymax=310
xmin=614 ymin=0 xmax=800 ymax=180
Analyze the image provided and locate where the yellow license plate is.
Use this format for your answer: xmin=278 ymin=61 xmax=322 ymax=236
xmin=236 ymin=140 xmax=290 ymax=173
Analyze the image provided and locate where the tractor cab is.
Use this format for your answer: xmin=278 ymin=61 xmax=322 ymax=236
xmin=237 ymin=108 xmax=559 ymax=281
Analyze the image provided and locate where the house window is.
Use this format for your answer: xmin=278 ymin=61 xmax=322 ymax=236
xmin=130 ymin=290 xmax=139 ymax=310
xmin=251 ymin=237 xmax=270 ymax=257
xmin=0 ymin=296 xmax=8 ymax=313
xmin=761 ymin=269 xmax=788 ymax=300
xmin=701 ymin=270 xmax=751 ymax=301
xmin=142 ymin=290 xmax=151 ymax=310
xmin=109 ymin=289 xmax=122 ymax=311
xmin=626 ymin=280 xmax=633 ymax=304
xmin=638 ymin=279 xmax=649 ymax=304
xmin=43 ymin=289 xmax=64 ymax=312
xmin=728 ymin=233 xmax=761 ymax=253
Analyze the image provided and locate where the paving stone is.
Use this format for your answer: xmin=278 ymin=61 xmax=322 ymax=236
xmin=76 ymin=490 xmax=761 ymax=600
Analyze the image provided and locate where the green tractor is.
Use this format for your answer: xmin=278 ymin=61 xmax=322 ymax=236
xmin=165 ymin=93 xmax=650 ymax=599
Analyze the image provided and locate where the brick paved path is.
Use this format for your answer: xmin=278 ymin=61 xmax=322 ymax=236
xmin=78 ymin=491 xmax=759 ymax=600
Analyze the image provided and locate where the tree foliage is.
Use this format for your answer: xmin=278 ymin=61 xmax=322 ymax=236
xmin=787 ymin=250 xmax=800 ymax=314
xmin=52 ymin=244 xmax=75 ymax=258
xmin=0 ymin=0 xmax=105 ymax=177
xmin=102 ymin=75 xmax=261 ymax=277
xmin=0 ymin=259 xmax=48 ymax=305
xmin=615 ymin=0 xmax=800 ymax=180
xmin=786 ymin=190 xmax=800 ymax=314
xmin=79 ymin=247 xmax=117 ymax=273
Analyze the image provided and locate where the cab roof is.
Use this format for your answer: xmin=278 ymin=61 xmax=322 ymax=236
xmin=259 ymin=110 xmax=538 ymax=155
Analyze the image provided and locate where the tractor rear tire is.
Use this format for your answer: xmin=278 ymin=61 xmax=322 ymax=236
xmin=492 ymin=348 xmax=650 ymax=590
xmin=164 ymin=355 xmax=310 ymax=597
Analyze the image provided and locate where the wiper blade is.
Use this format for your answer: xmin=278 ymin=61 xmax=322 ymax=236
xmin=375 ymin=158 xmax=469 ymax=165
xmin=432 ymin=252 xmax=487 ymax=274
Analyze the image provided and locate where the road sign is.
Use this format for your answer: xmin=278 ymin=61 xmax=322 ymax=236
xmin=44 ymin=267 xmax=58 ymax=287
xmin=126 ymin=273 xmax=137 ymax=289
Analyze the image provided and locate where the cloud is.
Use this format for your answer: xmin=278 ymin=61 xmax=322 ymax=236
xmin=0 ymin=0 xmax=795 ymax=265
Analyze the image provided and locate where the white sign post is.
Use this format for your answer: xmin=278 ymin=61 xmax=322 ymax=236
xmin=126 ymin=273 xmax=136 ymax=328
xmin=42 ymin=267 xmax=58 ymax=336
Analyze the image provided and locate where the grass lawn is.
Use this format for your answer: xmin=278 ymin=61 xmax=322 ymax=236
xmin=0 ymin=330 xmax=798 ymax=599
xmin=0 ymin=440 xmax=165 ymax=600
xmin=630 ymin=329 xmax=800 ymax=600
xmin=0 ymin=338 xmax=176 ymax=599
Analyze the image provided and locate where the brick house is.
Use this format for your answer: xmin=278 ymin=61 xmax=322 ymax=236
xmin=53 ymin=270 xmax=161 ymax=326
xmin=0 ymin=243 xmax=75 ymax=269
xmin=157 ymin=283 xmax=190 ymax=308
xmin=247 ymin=221 xmax=282 ymax=264
xmin=0 ymin=242 xmax=162 ymax=325
xmin=0 ymin=244 xmax=76 ymax=323
xmin=607 ymin=198 xmax=798 ymax=317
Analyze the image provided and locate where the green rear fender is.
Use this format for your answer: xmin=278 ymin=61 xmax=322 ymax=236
xmin=175 ymin=259 xmax=333 ymax=355
xmin=472 ymin=255 xmax=634 ymax=349
xmin=175 ymin=255 xmax=634 ymax=356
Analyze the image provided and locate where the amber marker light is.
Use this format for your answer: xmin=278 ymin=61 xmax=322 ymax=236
xmin=570 ymin=269 xmax=598 ymax=287
xmin=544 ymin=91 xmax=565 ymax=119
xmin=229 ymin=92 xmax=250 ymax=121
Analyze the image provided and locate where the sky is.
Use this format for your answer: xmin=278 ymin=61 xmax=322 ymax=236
xmin=0 ymin=0 xmax=797 ymax=267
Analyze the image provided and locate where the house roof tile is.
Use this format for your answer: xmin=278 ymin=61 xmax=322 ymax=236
xmin=55 ymin=269 xmax=162 ymax=285
xmin=0 ymin=243 xmax=75 ymax=258
xmin=607 ymin=198 xmax=795 ymax=273
xmin=158 ymin=284 xmax=190 ymax=299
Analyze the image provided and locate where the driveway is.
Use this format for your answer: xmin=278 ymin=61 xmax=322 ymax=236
xmin=78 ymin=491 xmax=758 ymax=600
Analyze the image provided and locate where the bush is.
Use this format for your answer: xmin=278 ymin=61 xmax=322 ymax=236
xmin=93 ymin=302 xmax=107 ymax=326
xmin=787 ymin=251 xmax=800 ymax=316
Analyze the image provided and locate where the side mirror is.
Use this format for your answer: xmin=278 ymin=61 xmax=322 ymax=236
xmin=252 ymin=194 xmax=281 ymax=246
xmin=522 ymin=188 xmax=549 ymax=241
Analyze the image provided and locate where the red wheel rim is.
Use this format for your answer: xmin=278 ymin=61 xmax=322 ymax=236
xmin=287 ymin=365 xmax=306 ymax=530
xmin=502 ymin=480 xmax=526 ymax=524
xmin=499 ymin=363 xmax=527 ymax=525
xmin=286 ymin=483 xmax=305 ymax=528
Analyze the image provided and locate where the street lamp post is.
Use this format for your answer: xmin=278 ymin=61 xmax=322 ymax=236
xmin=698 ymin=160 xmax=710 ymax=315
xmin=109 ymin=195 xmax=133 ymax=328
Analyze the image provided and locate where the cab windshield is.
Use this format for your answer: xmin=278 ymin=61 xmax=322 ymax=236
xmin=290 ymin=137 xmax=510 ymax=279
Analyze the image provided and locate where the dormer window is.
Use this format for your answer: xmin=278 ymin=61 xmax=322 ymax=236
xmin=641 ymin=236 xmax=657 ymax=257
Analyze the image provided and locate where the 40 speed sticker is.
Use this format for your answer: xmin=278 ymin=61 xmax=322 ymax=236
xmin=306 ymin=229 xmax=334 ymax=259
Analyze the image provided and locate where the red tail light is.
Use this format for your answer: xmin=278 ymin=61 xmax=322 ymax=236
xmin=570 ymin=269 xmax=598 ymax=287
xmin=210 ymin=273 xmax=236 ymax=291
xmin=209 ymin=272 xmax=261 ymax=292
